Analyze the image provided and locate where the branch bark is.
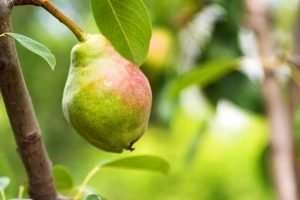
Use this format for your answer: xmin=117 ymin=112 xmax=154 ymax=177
xmin=289 ymin=2 xmax=300 ymax=194
xmin=246 ymin=0 xmax=298 ymax=200
xmin=0 ymin=0 xmax=58 ymax=199
xmin=8 ymin=0 xmax=41 ymax=6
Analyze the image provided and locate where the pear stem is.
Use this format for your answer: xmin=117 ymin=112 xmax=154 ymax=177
xmin=41 ymin=0 xmax=86 ymax=41
xmin=12 ymin=0 xmax=87 ymax=41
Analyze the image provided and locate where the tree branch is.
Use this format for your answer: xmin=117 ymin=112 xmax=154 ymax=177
xmin=8 ymin=0 xmax=41 ymax=6
xmin=0 ymin=0 xmax=58 ymax=199
xmin=288 ymin=2 xmax=300 ymax=194
xmin=246 ymin=0 xmax=298 ymax=200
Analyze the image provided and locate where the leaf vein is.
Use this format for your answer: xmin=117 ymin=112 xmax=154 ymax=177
xmin=106 ymin=0 xmax=135 ymax=61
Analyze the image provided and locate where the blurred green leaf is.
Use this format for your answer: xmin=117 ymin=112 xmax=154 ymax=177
xmin=0 ymin=177 xmax=10 ymax=190
xmin=85 ymin=194 xmax=106 ymax=200
xmin=53 ymin=165 xmax=74 ymax=192
xmin=2 ymin=33 xmax=56 ymax=70
xmin=101 ymin=155 xmax=170 ymax=174
xmin=91 ymin=0 xmax=152 ymax=65
xmin=168 ymin=58 xmax=239 ymax=96
xmin=157 ymin=58 xmax=239 ymax=122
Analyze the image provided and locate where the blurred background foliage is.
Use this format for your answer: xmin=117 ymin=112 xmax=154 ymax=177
xmin=0 ymin=0 xmax=299 ymax=199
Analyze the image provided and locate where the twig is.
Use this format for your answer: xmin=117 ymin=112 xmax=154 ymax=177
xmin=11 ymin=0 xmax=86 ymax=41
xmin=245 ymin=0 xmax=298 ymax=199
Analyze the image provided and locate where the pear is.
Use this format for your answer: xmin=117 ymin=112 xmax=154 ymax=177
xmin=62 ymin=34 xmax=152 ymax=153
xmin=145 ymin=27 xmax=174 ymax=70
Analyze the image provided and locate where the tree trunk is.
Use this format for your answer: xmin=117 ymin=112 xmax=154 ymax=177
xmin=246 ymin=0 xmax=298 ymax=199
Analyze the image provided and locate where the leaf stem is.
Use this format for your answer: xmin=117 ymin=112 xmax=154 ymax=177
xmin=18 ymin=185 xmax=24 ymax=199
xmin=0 ymin=190 xmax=6 ymax=200
xmin=73 ymin=166 xmax=101 ymax=200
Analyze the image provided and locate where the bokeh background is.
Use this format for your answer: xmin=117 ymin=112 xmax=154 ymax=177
xmin=0 ymin=0 xmax=299 ymax=199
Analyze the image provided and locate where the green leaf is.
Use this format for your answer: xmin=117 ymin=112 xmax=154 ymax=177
xmin=53 ymin=165 xmax=74 ymax=192
xmin=74 ymin=155 xmax=169 ymax=199
xmin=157 ymin=58 xmax=240 ymax=122
xmin=101 ymin=155 xmax=170 ymax=174
xmin=168 ymin=58 xmax=240 ymax=97
xmin=85 ymin=194 xmax=106 ymax=200
xmin=0 ymin=177 xmax=10 ymax=190
xmin=2 ymin=33 xmax=56 ymax=70
xmin=91 ymin=0 xmax=152 ymax=65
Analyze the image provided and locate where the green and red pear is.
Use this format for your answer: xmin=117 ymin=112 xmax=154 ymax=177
xmin=62 ymin=34 xmax=152 ymax=153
